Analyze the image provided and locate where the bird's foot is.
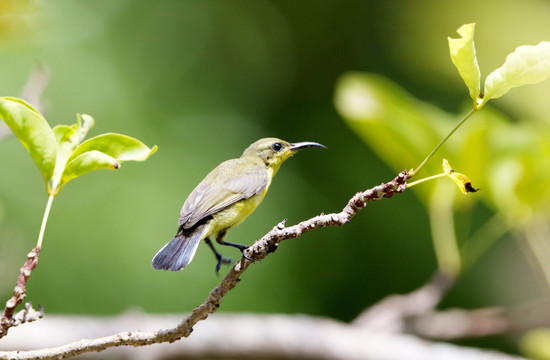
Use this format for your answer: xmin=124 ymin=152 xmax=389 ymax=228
xmin=215 ymin=255 xmax=234 ymax=273
xmin=219 ymin=240 xmax=254 ymax=262
xmin=241 ymin=247 xmax=253 ymax=262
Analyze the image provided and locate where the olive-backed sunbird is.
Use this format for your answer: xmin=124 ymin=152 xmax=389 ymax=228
xmin=152 ymin=137 xmax=326 ymax=272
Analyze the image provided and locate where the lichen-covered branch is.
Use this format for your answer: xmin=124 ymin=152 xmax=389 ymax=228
xmin=0 ymin=247 xmax=42 ymax=339
xmin=0 ymin=171 xmax=409 ymax=359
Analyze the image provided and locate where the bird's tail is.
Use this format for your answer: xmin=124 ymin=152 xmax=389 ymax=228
xmin=152 ymin=226 xmax=205 ymax=271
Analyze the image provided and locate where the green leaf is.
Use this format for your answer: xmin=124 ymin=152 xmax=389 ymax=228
xmin=0 ymin=97 xmax=156 ymax=196
xmin=520 ymin=328 xmax=550 ymax=360
xmin=53 ymin=125 xmax=79 ymax=154
xmin=334 ymin=72 xmax=450 ymax=178
xmin=58 ymin=133 xmax=157 ymax=193
xmin=49 ymin=114 xmax=97 ymax=193
xmin=483 ymin=41 xmax=550 ymax=105
xmin=61 ymin=150 xmax=119 ymax=186
xmin=448 ymin=23 xmax=481 ymax=107
xmin=0 ymin=97 xmax=57 ymax=188
xmin=76 ymin=114 xmax=95 ymax=143
xmin=68 ymin=133 xmax=158 ymax=162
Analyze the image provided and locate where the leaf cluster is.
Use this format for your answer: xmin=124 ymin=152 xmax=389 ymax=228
xmin=0 ymin=97 xmax=157 ymax=196
xmin=449 ymin=23 xmax=550 ymax=109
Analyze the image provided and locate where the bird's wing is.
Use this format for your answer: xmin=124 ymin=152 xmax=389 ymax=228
xmin=178 ymin=160 xmax=268 ymax=228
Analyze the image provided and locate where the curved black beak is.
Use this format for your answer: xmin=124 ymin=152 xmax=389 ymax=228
xmin=289 ymin=141 xmax=327 ymax=152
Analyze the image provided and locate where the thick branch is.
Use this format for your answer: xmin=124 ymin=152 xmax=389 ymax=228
xmin=408 ymin=307 xmax=511 ymax=340
xmin=408 ymin=298 xmax=550 ymax=340
xmin=0 ymin=171 xmax=409 ymax=359
xmin=0 ymin=313 xmax=527 ymax=360
xmin=354 ymin=271 xmax=455 ymax=332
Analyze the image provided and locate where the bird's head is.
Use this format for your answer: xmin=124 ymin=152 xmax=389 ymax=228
xmin=242 ymin=137 xmax=326 ymax=173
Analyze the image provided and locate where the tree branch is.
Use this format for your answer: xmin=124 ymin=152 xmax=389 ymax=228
xmin=20 ymin=65 xmax=50 ymax=114
xmin=354 ymin=271 xmax=455 ymax=332
xmin=0 ymin=171 xmax=409 ymax=359
xmin=0 ymin=313 xmax=527 ymax=360
xmin=0 ymin=247 xmax=42 ymax=338
xmin=0 ymin=65 xmax=50 ymax=142
xmin=407 ymin=307 xmax=511 ymax=340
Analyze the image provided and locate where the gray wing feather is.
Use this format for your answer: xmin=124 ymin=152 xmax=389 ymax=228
xmin=178 ymin=159 xmax=268 ymax=228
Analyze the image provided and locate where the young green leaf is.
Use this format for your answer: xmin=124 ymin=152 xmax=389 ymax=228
xmin=68 ymin=133 xmax=158 ymax=162
xmin=76 ymin=114 xmax=95 ymax=143
xmin=483 ymin=42 xmax=550 ymax=105
xmin=0 ymin=97 xmax=157 ymax=196
xmin=0 ymin=97 xmax=57 ymax=187
xmin=60 ymin=150 xmax=119 ymax=186
xmin=53 ymin=125 xmax=79 ymax=156
xmin=56 ymin=133 xmax=157 ymax=193
xmin=448 ymin=23 xmax=481 ymax=107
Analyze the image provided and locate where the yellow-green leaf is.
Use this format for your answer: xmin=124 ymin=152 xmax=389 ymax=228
xmin=443 ymin=159 xmax=479 ymax=195
xmin=56 ymin=133 xmax=157 ymax=194
xmin=60 ymin=150 xmax=119 ymax=190
xmin=0 ymin=97 xmax=57 ymax=188
xmin=448 ymin=23 xmax=481 ymax=107
xmin=76 ymin=114 xmax=95 ymax=143
xmin=520 ymin=328 xmax=550 ymax=360
xmin=0 ymin=97 xmax=156 ymax=196
xmin=53 ymin=125 xmax=79 ymax=154
xmin=483 ymin=42 xmax=550 ymax=105
xmin=68 ymin=133 xmax=157 ymax=163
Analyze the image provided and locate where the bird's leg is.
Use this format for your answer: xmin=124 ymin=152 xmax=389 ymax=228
xmin=216 ymin=231 xmax=253 ymax=261
xmin=220 ymin=240 xmax=254 ymax=262
xmin=204 ymin=238 xmax=233 ymax=272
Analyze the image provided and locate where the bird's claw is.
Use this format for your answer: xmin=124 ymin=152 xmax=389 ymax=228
xmin=242 ymin=248 xmax=254 ymax=262
xmin=215 ymin=255 xmax=234 ymax=273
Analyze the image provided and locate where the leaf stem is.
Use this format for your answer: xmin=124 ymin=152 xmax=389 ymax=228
xmin=37 ymin=194 xmax=54 ymax=249
xmin=406 ymin=173 xmax=446 ymax=188
xmin=410 ymin=108 xmax=477 ymax=178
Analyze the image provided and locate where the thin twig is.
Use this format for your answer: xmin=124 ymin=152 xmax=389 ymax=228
xmin=410 ymin=109 xmax=476 ymax=178
xmin=36 ymin=194 xmax=54 ymax=249
xmin=0 ymin=247 xmax=41 ymax=338
xmin=0 ymin=122 xmax=10 ymax=142
xmin=0 ymin=194 xmax=55 ymax=338
xmin=20 ymin=65 xmax=51 ymax=114
xmin=0 ymin=171 xmax=409 ymax=359
xmin=0 ymin=65 xmax=50 ymax=142
xmin=0 ymin=67 xmax=52 ymax=334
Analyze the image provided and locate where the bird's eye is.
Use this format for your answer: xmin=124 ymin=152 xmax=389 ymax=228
xmin=271 ymin=142 xmax=283 ymax=152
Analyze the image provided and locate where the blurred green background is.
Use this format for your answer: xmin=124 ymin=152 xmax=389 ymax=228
xmin=2 ymin=0 xmax=550 ymax=355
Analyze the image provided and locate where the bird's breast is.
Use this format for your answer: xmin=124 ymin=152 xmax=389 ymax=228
xmin=208 ymin=189 xmax=267 ymax=234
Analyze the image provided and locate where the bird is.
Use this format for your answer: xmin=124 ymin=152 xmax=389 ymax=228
xmin=152 ymin=137 xmax=326 ymax=272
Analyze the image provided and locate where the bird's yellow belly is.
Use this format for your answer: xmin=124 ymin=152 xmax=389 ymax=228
xmin=208 ymin=191 xmax=266 ymax=234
